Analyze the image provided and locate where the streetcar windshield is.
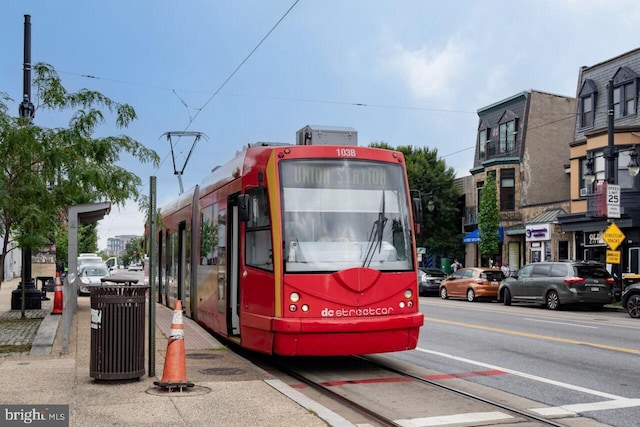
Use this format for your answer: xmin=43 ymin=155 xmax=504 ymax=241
xmin=281 ymin=159 xmax=414 ymax=272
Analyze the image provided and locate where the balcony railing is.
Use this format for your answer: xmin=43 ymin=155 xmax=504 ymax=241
xmin=479 ymin=139 xmax=521 ymax=161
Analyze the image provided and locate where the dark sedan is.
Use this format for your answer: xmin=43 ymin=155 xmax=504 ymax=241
xmin=418 ymin=268 xmax=447 ymax=296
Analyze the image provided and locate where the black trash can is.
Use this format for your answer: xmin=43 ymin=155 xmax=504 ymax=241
xmin=90 ymin=284 xmax=148 ymax=380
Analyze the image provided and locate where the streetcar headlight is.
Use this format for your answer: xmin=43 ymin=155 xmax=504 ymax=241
xmin=289 ymin=304 xmax=297 ymax=312
xmin=290 ymin=292 xmax=300 ymax=303
xmin=301 ymin=304 xmax=309 ymax=312
xmin=404 ymin=289 xmax=413 ymax=299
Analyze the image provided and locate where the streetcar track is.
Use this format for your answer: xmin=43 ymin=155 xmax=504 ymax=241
xmin=243 ymin=346 xmax=570 ymax=427
xmin=355 ymin=355 xmax=568 ymax=427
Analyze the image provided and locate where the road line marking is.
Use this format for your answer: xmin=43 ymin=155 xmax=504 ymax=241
xmin=395 ymin=411 xmax=513 ymax=426
xmin=416 ymin=348 xmax=624 ymax=400
xmin=524 ymin=318 xmax=598 ymax=328
xmin=531 ymin=398 xmax=640 ymax=416
xmin=424 ymin=317 xmax=640 ymax=355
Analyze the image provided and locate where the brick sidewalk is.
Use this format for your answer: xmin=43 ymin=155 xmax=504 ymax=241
xmin=0 ymin=278 xmax=51 ymax=356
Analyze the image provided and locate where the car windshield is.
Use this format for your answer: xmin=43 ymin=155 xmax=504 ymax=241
xmin=281 ymin=159 xmax=413 ymax=273
xmin=84 ymin=267 xmax=109 ymax=277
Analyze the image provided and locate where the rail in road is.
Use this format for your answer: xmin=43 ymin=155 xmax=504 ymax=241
xmin=247 ymin=352 xmax=603 ymax=427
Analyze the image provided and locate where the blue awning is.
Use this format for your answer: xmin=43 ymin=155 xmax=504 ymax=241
xmin=463 ymin=227 xmax=503 ymax=244
xmin=463 ymin=229 xmax=479 ymax=243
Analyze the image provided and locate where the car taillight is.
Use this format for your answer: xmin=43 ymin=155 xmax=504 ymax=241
xmin=475 ymin=278 xmax=483 ymax=284
xmin=605 ymin=277 xmax=616 ymax=285
xmin=564 ymin=276 xmax=586 ymax=286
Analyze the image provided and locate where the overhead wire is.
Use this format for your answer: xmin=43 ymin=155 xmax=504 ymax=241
xmin=156 ymin=0 xmax=302 ymax=174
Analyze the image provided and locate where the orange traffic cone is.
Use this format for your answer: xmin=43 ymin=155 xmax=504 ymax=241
xmin=51 ymin=272 xmax=63 ymax=315
xmin=154 ymin=300 xmax=194 ymax=391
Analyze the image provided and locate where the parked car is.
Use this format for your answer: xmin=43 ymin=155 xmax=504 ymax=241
xmin=439 ymin=267 xmax=505 ymax=302
xmin=128 ymin=263 xmax=143 ymax=271
xmin=499 ymin=261 xmax=614 ymax=310
xmin=418 ymin=267 xmax=448 ymax=296
xmin=78 ymin=265 xmax=110 ymax=296
xmin=621 ymin=282 xmax=640 ymax=318
xmin=77 ymin=254 xmax=104 ymax=272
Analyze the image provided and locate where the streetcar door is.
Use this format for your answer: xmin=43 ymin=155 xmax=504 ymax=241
xmin=227 ymin=194 xmax=242 ymax=336
xmin=178 ymin=221 xmax=187 ymax=305
xmin=157 ymin=229 xmax=164 ymax=305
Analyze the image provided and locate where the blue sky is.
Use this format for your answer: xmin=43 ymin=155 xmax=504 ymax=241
xmin=2 ymin=0 xmax=639 ymax=250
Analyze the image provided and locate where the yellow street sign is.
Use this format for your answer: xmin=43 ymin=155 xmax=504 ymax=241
xmin=606 ymin=250 xmax=620 ymax=264
xmin=602 ymin=222 xmax=625 ymax=251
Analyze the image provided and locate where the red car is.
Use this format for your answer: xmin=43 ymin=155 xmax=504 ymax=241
xmin=440 ymin=267 xmax=505 ymax=302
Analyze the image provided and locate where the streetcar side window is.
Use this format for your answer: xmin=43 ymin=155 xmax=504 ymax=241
xmin=200 ymin=204 xmax=217 ymax=266
xmin=245 ymin=188 xmax=273 ymax=271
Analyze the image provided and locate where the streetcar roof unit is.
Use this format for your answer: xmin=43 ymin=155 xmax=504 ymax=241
xmin=296 ymin=125 xmax=358 ymax=146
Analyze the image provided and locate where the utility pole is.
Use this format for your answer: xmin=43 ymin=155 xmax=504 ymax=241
xmin=604 ymin=79 xmax=622 ymax=294
xmin=12 ymin=15 xmax=39 ymax=314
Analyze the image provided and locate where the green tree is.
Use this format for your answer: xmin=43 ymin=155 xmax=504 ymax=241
xmin=125 ymin=237 xmax=145 ymax=263
xmin=477 ymin=173 xmax=500 ymax=264
xmin=0 ymin=63 xmax=160 ymax=284
xmin=54 ymin=224 xmax=100 ymax=271
xmin=370 ymin=142 xmax=461 ymax=259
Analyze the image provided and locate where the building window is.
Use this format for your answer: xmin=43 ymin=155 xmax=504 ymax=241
xmin=578 ymin=79 xmax=597 ymax=128
xmin=499 ymin=120 xmax=515 ymax=153
xmin=478 ymin=128 xmax=488 ymax=159
xmin=500 ymin=169 xmax=515 ymax=211
xmin=612 ymin=67 xmax=638 ymax=119
xmin=581 ymin=95 xmax=593 ymax=127
xmin=476 ymin=180 xmax=483 ymax=219
xmin=613 ymin=82 xmax=636 ymax=119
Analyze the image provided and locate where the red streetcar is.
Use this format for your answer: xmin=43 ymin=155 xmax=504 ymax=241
xmin=150 ymin=126 xmax=424 ymax=356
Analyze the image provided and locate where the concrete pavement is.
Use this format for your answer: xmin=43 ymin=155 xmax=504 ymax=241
xmin=0 ymin=277 xmax=352 ymax=426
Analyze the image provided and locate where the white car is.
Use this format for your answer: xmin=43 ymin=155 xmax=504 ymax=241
xmin=128 ymin=263 xmax=143 ymax=271
xmin=78 ymin=265 xmax=110 ymax=296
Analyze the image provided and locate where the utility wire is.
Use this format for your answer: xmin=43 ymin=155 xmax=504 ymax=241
xmin=157 ymin=0 xmax=301 ymax=173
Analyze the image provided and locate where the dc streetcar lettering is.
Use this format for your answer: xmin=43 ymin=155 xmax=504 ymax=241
xmin=321 ymin=306 xmax=395 ymax=317
xmin=149 ymin=127 xmax=424 ymax=356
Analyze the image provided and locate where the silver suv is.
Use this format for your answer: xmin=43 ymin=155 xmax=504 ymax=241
xmin=499 ymin=261 xmax=615 ymax=310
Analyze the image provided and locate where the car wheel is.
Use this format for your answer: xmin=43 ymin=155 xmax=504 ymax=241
xmin=546 ymin=290 xmax=560 ymax=310
xmin=503 ymin=288 xmax=511 ymax=306
xmin=440 ymin=287 xmax=448 ymax=300
xmin=466 ymin=289 xmax=475 ymax=302
xmin=625 ymin=294 xmax=640 ymax=318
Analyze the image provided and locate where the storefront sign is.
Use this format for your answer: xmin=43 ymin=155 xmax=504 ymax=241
xmin=585 ymin=232 xmax=605 ymax=247
xmin=525 ymin=224 xmax=550 ymax=242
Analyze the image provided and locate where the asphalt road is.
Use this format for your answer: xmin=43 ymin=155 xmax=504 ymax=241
xmin=393 ymin=297 xmax=640 ymax=427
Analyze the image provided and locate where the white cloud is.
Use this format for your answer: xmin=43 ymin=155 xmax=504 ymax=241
xmin=380 ymin=38 xmax=468 ymax=102
xmin=97 ymin=203 xmax=145 ymax=250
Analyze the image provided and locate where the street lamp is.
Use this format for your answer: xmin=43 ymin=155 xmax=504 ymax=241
xmin=584 ymin=152 xmax=596 ymax=185
xmin=627 ymin=145 xmax=640 ymax=177
xmin=427 ymin=191 xmax=435 ymax=212
xmin=584 ymin=145 xmax=639 ymax=185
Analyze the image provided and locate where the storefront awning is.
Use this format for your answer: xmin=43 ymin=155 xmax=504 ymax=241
xmin=463 ymin=227 xmax=504 ymax=244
